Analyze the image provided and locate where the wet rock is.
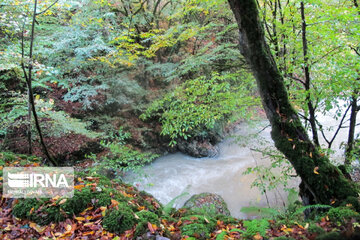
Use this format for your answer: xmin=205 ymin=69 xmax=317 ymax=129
xmin=183 ymin=192 xmax=231 ymax=216
xmin=177 ymin=139 xmax=219 ymax=158
xmin=137 ymin=232 xmax=170 ymax=240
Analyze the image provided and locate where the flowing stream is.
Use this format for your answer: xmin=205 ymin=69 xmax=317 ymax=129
xmin=125 ymin=120 xmax=298 ymax=219
xmin=124 ymin=104 xmax=360 ymax=219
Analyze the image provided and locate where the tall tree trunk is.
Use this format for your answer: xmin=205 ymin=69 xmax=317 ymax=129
xmin=300 ymin=2 xmax=319 ymax=147
xmin=22 ymin=0 xmax=57 ymax=166
xmin=227 ymin=0 xmax=357 ymax=204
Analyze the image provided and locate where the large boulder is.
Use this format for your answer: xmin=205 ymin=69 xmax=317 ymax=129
xmin=183 ymin=192 xmax=230 ymax=216
xmin=177 ymin=139 xmax=219 ymax=158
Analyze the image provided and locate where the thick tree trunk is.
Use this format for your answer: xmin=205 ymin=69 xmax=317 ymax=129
xmin=228 ymin=0 xmax=358 ymax=204
xmin=345 ymin=95 xmax=358 ymax=165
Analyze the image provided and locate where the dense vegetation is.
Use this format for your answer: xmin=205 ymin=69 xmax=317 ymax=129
xmin=0 ymin=0 xmax=360 ymax=239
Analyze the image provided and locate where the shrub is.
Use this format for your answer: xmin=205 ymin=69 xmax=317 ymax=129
xmin=140 ymin=71 xmax=257 ymax=145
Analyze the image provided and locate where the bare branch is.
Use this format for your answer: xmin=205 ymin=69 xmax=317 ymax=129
xmin=35 ymin=0 xmax=60 ymax=16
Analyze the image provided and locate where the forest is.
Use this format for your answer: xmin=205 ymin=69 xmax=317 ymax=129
xmin=0 ymin=0 xmax=360 ymax=239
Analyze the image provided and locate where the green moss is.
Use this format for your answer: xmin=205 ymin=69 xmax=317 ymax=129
xmin=134 ymin=210 xmax=160 ymax=236
xmin=181 ymin=223 xmax=210 ymax=239
xmin=102 ymin=204 xmax=136 ymax=234
xmin=134 ymin=191 xmax=163 ymax=216
xmin=327 ymin=207 xmax=359 ymax=223
xmin=61 ymin=187 xmax=93 ymax=215
xmin=274 ymin=237 xmax=295 ymax=240
xmin=308 ymin=224 xmax=325 ymax=235
xmin=12 ymin=198 xmax=66 ymax=225
xmin=315 ymin=232 xmax=342 ymax=240
xmin=340 ymin=196 xmax=360 ymax=212
xmin=242 ymin=219 xmax=269 ymax=238
xmin=12 ymin=199 xmax=44 ymax=219
xmin=180 ymin=215 xmax=217 ymax=239
xmin=12 ymin=185 xmax=116 ymax=225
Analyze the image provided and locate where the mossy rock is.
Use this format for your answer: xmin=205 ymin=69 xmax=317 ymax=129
xmin=183 ymin=192 xmax=230 ymax=216
xmin=102 ymin=203 xmax=136 ymax=234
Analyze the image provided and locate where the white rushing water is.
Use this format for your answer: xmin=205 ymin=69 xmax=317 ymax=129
xmin=124 ymin=101 xmax=360 ymax=219
xmin=125 ymin=121 xmax=298 ymax=219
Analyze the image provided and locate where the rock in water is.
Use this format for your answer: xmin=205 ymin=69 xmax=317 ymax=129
xmin=177 ymin=139 xmax=219 ymax=158
xmin=183 ymin=192 xmax=230 ymax=216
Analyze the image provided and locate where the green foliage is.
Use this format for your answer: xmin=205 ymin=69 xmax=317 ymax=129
xmin=0 ymin=93 xmax=100 ymax=139
xmin=242 ymin=219 xmax=270 ymax=238
xmin=87 ymin=126 xmax=157 ymax=174
xmin=241 ymin=188 xmax=331 ymax=226
xmin=91 ymin=142 xmax=158 ymax=174
xmin=141 ymin=71 xmax=258 ymax=145
xmin=243 ymin=141 xmax=294 ymax=197
xmin=102 ymin=204 xmax=136 ymax=234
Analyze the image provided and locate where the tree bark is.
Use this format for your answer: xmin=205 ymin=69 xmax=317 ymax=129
xmin=345 ymin=94 xmax=358 ymax=165
xmin=228 ymin=0 xmax=358 ymax=204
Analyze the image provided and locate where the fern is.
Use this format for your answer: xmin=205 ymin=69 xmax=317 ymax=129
xmin=240 ymin=206 xmax=280 ymax=219
xmin=292 ymin=204 xmax=332 ymax=216
xmin=163 ymin=191 xmax=190 ymax=215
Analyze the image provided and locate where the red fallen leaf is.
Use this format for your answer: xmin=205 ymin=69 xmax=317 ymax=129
xmin=182 ymin=220 xmax=193 ymax=225
xmin=148 ymin=222 xmax=155 ymax=233
xmin=190 ymin=216 xmax=198 ymax=220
